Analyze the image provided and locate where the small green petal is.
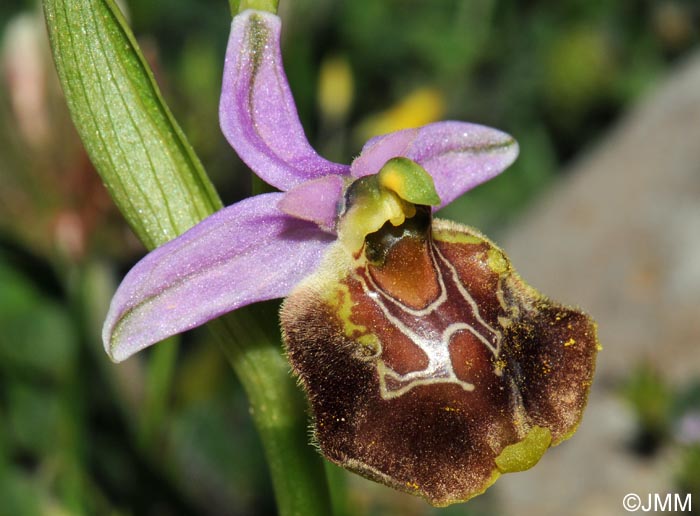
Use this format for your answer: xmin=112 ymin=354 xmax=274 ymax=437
xmin=378 ymin=157 xmax=441 ymax=206
xmin=495 ymin=426 xmax=552 ymax=473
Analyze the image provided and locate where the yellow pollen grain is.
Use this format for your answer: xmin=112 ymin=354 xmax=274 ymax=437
xmin=442 ymin=406 xmax=460 ymax=413
xmin=498 ymin=316 xmax=513 ymax=328
xmin=494 ymin=358 xmax=507 ymax=372
xmin=563 ymin=338 xmax=576 ymax=347
xmin=539 ymin=359 xmax=552 ymax=375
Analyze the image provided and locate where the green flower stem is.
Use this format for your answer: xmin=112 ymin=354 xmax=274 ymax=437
xmin=210 ymin=304 xmax=332 ymax=516
xmin=73 ymin=262 xmax=190 ymax=505
xmin=139 ymin=339 xmax=178 ymax=447
xmin=78 ymin=259 xmax=179 ymax=450
xmin=325 ymin=461 xmax=350 ymax=516
xmin=70 ymin=260 xmax=143 ymax=422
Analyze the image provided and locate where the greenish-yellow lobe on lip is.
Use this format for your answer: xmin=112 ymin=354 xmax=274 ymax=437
xmin=433 ymin=230 xmax=484 ymax=245
xmin=495 ymin=426 xmax=552 ymax=473
xmin=487 ymin=248 xmax=509 ymax=274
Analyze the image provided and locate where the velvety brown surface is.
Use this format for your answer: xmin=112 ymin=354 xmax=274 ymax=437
xmin=281 ymin=216 xmax=598 ymax=505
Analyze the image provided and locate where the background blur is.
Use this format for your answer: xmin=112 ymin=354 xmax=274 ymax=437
xmin=1 ymin=0 xmax=699 ymax=514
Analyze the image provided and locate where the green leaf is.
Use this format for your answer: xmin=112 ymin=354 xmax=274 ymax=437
xmin=43 ymin=0 xmax=222 ymax=250
xmin=42 ymin=4 xmax=333 ymax=514
xmin=0 ymin=256 xmax=77 ymax=380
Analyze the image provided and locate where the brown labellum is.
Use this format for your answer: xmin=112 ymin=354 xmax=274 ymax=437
xmin=281 ymin=206 xmax=599 ymax=506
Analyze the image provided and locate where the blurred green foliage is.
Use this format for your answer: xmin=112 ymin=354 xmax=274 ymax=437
xmin=622 ymin=364 xmax=700 ymax=496
xmin=622 ymin=362 xmax=674 ymax=454
xmin=1 ymin=0 xmax=699 ymax=514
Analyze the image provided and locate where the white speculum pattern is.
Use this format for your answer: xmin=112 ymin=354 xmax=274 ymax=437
xmin=356 ymin=242 xmax=506 ymax=400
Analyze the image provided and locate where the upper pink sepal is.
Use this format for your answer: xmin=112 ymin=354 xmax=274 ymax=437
xmin=219 ymin=10 xmax=348 ymax=191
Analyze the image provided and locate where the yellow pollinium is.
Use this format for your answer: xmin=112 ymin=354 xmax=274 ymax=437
xmin=339 ymin=157 xmax=440 ymax=253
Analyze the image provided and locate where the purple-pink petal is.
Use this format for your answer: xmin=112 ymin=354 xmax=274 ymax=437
xmin=220 ymin=10 xmax=348 ymax=191
xmin=103 ymin=193 xmax=334 ymax=362
xmin=277 ymin=175 xmax=345 ymax=233
xmin=350 ymin=121 xmax=519 ymax=209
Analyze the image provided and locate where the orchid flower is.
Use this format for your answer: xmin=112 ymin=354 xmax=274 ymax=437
xmin=103 ymin=9 xmax=599 ymax=506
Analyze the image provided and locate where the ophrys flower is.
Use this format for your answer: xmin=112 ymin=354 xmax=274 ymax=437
xmin=103 ymin=9 xmax=599 ymax=506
